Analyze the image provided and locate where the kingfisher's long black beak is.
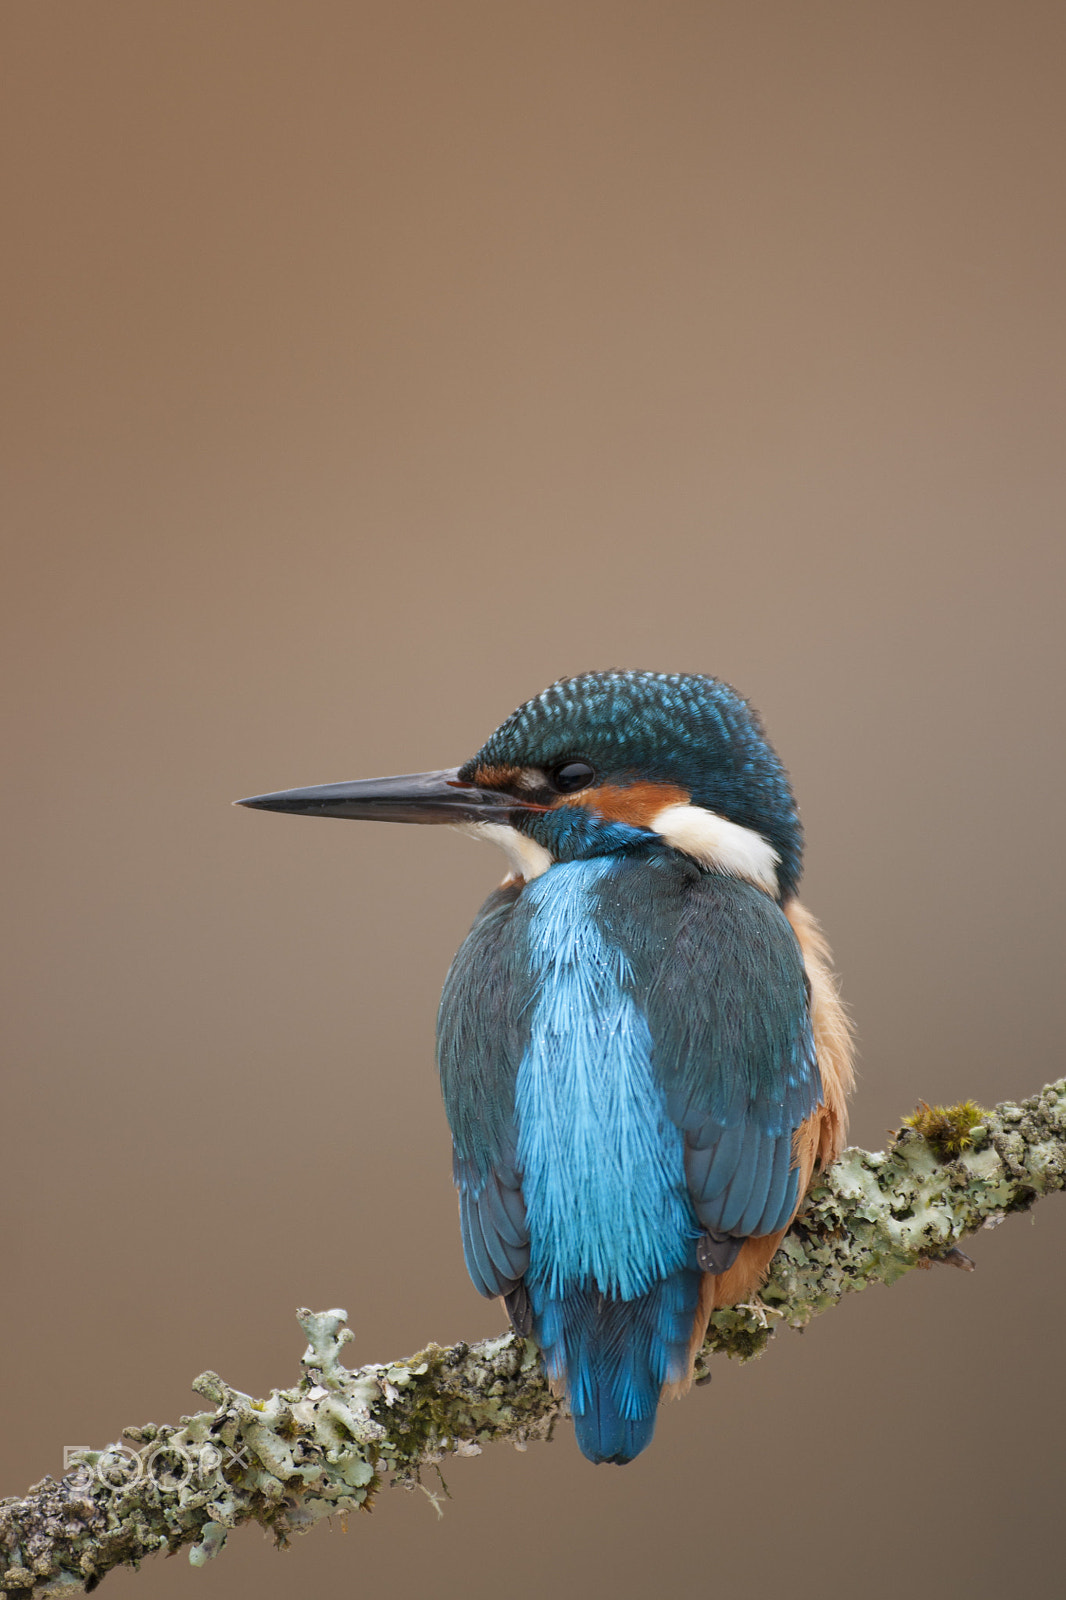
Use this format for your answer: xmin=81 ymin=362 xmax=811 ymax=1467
xmin=236 ymin=767 xmax=516 ymax=826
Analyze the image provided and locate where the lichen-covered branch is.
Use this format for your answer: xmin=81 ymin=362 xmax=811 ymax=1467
xmin=2 ymin=1079 xmax=1063 ymax=1596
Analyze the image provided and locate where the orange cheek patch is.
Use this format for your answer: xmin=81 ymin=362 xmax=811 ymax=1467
xmin=562 ymin=780 xmax=689 ymax=827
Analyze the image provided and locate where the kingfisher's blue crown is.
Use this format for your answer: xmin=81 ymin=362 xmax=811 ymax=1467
xmin=460 ymin=670 xmax=803 ymax=898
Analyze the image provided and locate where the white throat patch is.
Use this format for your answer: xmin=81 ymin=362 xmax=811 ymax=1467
xmin=452 ymin=821 xmax=554 ymax=882
xmin=650 ymin=802 xmax=779 ymax=894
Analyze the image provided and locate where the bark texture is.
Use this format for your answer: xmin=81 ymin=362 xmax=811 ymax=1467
xmin=2 ymin=1079 xmax=1063 ymax=1596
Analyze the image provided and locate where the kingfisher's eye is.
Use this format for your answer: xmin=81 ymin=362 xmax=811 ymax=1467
xmin=549 ymin=760 xmax=597 ymax=794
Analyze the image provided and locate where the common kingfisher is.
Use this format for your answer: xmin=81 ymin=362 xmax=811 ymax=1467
xmin=240 ymin=671 xmax=853 ymax=1464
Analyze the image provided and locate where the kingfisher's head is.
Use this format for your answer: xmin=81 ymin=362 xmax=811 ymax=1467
xmin=240 ymin=670 xmax=802 ymax=902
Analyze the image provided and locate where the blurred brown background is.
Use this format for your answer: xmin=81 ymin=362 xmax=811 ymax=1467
xmin=3 ymin=3 xmax=1064 ymax=1596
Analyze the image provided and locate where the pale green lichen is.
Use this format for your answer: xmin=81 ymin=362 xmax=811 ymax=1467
xmin=0 ymin=1079 xmax=1062 ymax=1596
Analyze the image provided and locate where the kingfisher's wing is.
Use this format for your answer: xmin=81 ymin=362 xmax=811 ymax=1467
xmin=600 ymin=856 xmax=822 ymax=1244
xmin=439 ymin=857 xmax=820 ymax=1305
xmin=437 ymin=883 xmax=532 ymax=1301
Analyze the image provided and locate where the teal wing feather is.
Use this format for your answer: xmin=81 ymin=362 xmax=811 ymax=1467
xmin=438 ymin=882 xmax=532 ymax=1299
xmin=592 ymin=852 xmax=821 ymax=1242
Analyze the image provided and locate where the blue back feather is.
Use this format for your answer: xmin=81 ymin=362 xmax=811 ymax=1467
xmin=437 ymin=848 xmax=821 ymax=1464
xmin=516 ymin=859 xmax=697 ymax=1301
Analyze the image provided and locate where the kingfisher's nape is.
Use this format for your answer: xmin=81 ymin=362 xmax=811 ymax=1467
xmin=240 ymin=670 xmax=854 ymax=1464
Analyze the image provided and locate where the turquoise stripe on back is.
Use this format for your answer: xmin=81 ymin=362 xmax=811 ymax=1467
xmin=515 ymin=859 xmax=696 ymax=1302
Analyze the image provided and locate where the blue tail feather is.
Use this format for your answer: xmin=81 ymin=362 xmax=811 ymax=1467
xmin=572 ymin=1390 xmax=657 ymax=1466
xmin=531 ymin=1267 xmax=701 ymax=1465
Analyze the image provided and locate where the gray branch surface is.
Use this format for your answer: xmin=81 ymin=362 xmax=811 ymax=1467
xmin=3 ymin=1079 xmax=1063 ymax=1596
